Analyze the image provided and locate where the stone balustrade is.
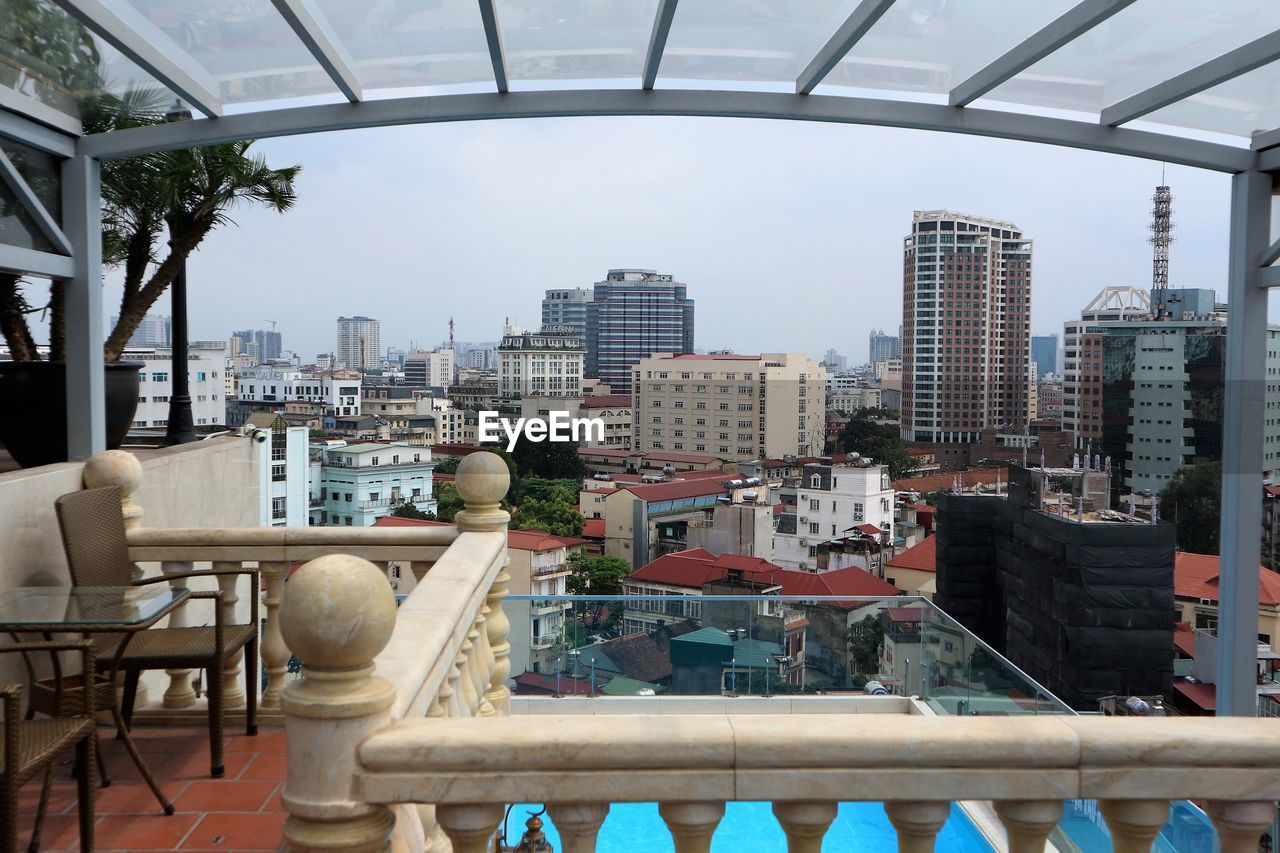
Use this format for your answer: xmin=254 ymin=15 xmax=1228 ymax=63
xmin=273 ymin=449 xmax=1280 ymax=852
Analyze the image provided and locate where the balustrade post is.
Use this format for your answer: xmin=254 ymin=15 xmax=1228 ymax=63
xmin=260 ymin=561 xmax=290 ymax=710
xmin=469 ymin=613 xmax=494 ymax=717
xmin=884 ymin=801 xmax=951 ymax=853
xmin=994 ymin=800 xmax=1063 ymax=853
xmin=435 ymin=803 xmax=504 ymax=853
xmin=279 ymin=555 xmax=397 ymax=852
xmin=453 ymin=452 xmax=512 ymax=716
xmin=659 ymin=801 xmax=725 ymax=853
xmin=1205 ymin=801 xmax=1274 ymax=853
xmin=215 ymin=563 xmax=246 ymax=708
xmin=84 ymin=450 xmax=149 ymax=709
xmin=1100 ymin=800 xmax=1170 ymax=853
xmin=772 ymin=802 xmax=837 ymax=853
xmin=547 ymin=803 xmax=609 ymax=853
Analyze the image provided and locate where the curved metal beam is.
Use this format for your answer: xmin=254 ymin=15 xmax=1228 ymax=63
xmin=76 ymin=88 xmax=1253 ymax=173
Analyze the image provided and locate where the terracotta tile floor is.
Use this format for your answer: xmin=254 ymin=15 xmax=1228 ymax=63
xmin=16 ymin=726 xmax=287 ymax=852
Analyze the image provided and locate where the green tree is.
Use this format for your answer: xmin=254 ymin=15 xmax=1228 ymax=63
xmin=847 ymin=614 xmax=883 ymax=676
xmin=1159 ymin=460 xmax=1222 ymax=554
xmin=433 ymin=484 xmax=465 ymax=523
xmin=510 ymin=486 xmax=584 ymax=537
xmin=510 ymin=475 xmax=581 ymax=506
xmin=389 ymin=503 xmax=433 ymax=521
xmin=566 ymin=553 xmax=631 ymax=596
xmin=434 ymin=455 xmax=461 ymax=474
xmin=510 ymin=437 xmax=586 ymax=481
xmin=837 ymin=409 xmax=917 ymax=480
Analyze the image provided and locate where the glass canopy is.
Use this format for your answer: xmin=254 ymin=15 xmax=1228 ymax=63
xmin=2 ymin=0 xmax=1279 ymax=152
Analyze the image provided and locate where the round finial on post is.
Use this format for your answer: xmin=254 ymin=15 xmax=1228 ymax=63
xmin=453 ymin=451 xmax=511 ymax=531
xmin=280 ymin=554 xmax=397 ymax=672
xmin=83 ymin=449 xmax=144 ymax=529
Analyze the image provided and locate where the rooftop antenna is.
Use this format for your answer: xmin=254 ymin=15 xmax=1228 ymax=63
xmin=448 ymin=317 xmax=456 ymax=352
xmin=1149 ymin=173 xmax=1174 ymax=316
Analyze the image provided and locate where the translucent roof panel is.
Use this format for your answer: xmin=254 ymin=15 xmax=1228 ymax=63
xmin=497 ymin=0 xmax=660 ymax=83
xmin=312 ymin=0 xmax=495 ymax=91
xmin=660 ymin=0 xmax=862 ymax=84
xmin=986 ymin=0 xmax=1280 ymax=117
xmin=0 ymin=1 xmax=174 ymax=126
xmin=1144 ymin=61 xmax=1280 ymax=139
xmin=113 ymin=0 xmax=340 ymax=104
xmin=823 ymin=0 xmax=1079 ymax=98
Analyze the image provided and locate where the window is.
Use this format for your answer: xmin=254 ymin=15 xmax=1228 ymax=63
xmin=344 ymin=493 xmax=353 ymax=503
xmin=152 ymin=372 xmax=168 ymax=382
xmin=808 ymin=523 xmax=820 ymax=535
xmin=371 ymin=456 xmax=379 ymax=465
xmin=809 ymin=499 xmax=820 ymax=511
xmin=271 ymin=497 xmax=287 ymax=519
xmin=853 ymin=502 xmax=864 ymax=521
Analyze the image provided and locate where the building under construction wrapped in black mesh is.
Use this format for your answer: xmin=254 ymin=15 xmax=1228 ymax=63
xmin=933 ymin=465 xmax=1176 ymax=710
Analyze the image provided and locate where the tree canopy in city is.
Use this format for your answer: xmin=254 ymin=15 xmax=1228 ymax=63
xmin=837 ymin=409 xmax=916 ymax=480
xmin=1158 ymin=460 xmax=1222 ymax=555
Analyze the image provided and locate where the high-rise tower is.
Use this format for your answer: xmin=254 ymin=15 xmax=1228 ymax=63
xmin=901 ymin=211 xmax=1033 ymax=444
xmin=585 ymin=269 xmax=694 ymax=395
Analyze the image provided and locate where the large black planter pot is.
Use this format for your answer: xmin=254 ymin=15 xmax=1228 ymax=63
xmin=0 ymin=361 xmax=144 ymax=468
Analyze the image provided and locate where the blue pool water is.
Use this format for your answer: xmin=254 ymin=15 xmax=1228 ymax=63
xmin=506 ymin=801 xmax=993 ymax=852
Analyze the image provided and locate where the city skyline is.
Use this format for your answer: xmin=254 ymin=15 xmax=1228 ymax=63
xmin=93 ymin=117 xmax=1243 ymax=362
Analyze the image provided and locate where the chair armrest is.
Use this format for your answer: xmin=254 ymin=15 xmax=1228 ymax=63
xmin=0 ymin=683 xmax=20 ymax=699
xmin=0 ymin=640 xmax=96 ymax=717
xmin=134 ymin=567 xmax=260 ymax=586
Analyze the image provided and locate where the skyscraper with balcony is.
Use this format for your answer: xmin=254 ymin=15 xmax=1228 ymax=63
xmin=541 ymin=288 xmax=590 ymax=336
xmin=901 ymin=211 xmax=1033 ymax=444
xmin=336 ymin=316 xmax=381 ymax=373
xmin=585 ymin=269 xmax=694 ymax=395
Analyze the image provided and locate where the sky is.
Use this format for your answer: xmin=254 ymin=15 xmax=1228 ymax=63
xmin=106 ymin=114 xmax=1247 ymax=366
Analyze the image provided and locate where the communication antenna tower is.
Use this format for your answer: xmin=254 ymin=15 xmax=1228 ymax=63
xmin=1149 ymin=172 xmax=1174 ymax=294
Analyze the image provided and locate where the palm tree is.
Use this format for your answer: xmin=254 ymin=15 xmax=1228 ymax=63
xmin=0 ymin=88 xmax=300 ymax=363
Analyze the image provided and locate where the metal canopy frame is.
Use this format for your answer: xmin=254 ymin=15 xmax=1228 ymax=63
xmin=1 ymin=0 xmax=1278 ymax=719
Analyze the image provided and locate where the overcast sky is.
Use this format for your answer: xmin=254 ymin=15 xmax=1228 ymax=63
xmin=107 ymin=115 xmax=1253 ymax=366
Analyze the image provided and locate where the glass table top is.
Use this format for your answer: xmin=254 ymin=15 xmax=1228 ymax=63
xmin=0 ymin=586 xmax=190 ymax=628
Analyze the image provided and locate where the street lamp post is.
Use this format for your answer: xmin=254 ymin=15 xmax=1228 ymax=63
xmin=163 ymin=102 xmax=195 ymax=445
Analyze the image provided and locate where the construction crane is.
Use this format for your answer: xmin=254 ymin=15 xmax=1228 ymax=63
xmin=266 ymin=320 xmax=278 ymax=332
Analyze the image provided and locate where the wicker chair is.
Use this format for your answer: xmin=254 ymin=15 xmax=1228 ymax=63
xmin=2 ymin=640 xmax=97 ymax=853
xmin=54 ymin=486 xmax=259 ymax=778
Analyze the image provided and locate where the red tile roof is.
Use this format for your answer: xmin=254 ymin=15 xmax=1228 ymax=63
xmin=629 ymin=549 xmax=901 ymax=604
xmin=431 ymin=443 xmax=487 ymax=456
xmin=643 ymin=450 xmax=730 ymax=464
xmin=1173 ymin=680 xmax=1216 ymax=711
xmin=1266 ymin=485 xmax=1280 ymax=497
xmin=582 ymin=517 xmax=605 ymax=539
xmin=372 ymin=517 xmax=583 ymax=552
xmin=891 ymin=468 xmax=1002 ymax=493
xmin=618 ymin=479 xmax=728 ymax=502
xmin=583 ymin=395 xmax=632 ymax=407
xmin=854 ymin=523 xmax=883 ymax=537
xmin=580 ymin=447 xmax=642 ymax=458
xmin=1174 ymin=551 xmax=1280 ymax=607
xmin=886 ymin=536 xmax=937 ymax=574
xmin=1173 ymin=622 xmax=1196 ymax=658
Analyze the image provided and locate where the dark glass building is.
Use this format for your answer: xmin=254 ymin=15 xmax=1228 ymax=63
xmin=585 ymin=269 xmax=694 ymax=395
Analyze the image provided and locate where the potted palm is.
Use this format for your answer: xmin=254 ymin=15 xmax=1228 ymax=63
xmin=0 ymin=16 xmax=299 ymax=467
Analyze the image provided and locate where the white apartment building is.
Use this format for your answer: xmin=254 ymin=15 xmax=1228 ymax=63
xmin=498 ymin=328 xmax=584 ymax=401
xmin=336 ymin=316 xmax=381 ymax=372
xmin=245 ymin=412 xmax=311 ymax=526
xmin=405 ymin=347 xmax=456 ymax=389
xmin=130 ymin=342 xmax=228 ymax=428
xmin=632 ymin=352 xmax=824 ymax=461
xmin=831 ymin=389 xmax=881 ymax=413
xmin=773 ymin=460 xmax=896 ymax=572
xmin=236 ymin=368 xmax=361 ymax=416
xmin=314 ymin=441 xmax=436 ymax=527
xmin=1062 ymin=286 xmax=1151 ymax=449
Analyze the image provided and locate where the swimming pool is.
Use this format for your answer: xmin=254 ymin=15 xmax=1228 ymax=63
xmin=505 ymin=801 xmax=994 ymax=852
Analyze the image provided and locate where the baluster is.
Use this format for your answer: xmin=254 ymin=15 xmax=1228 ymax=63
xmin=773 ymin=802 xmax=837 ymax=853
xmin=260 ymin=561 xmax=290 ymax=710
xmin=436 ymin=803 xmax=504 ymax=853
xmin=446 ymin=661 xmax=464 ymax=717
xmin=994 ymin=800 xmax=1063 ymax=853
xmin=279 ymin=555 xmax=397 ymax=852
xmin=456 ymin=647 xmax=479 ymax=716
xmin=483 ymin=558 xmax=512 ymax=716
xmin=884 ymin=801 xmax=951 ymax=853
xmin=1100 ymin=800 xmax=1170 ymax=853
xmin=659 ymin=801 xmax=725 ymax=853
xmin=470 ymin=613 xmax=495 ymax=717
xmin=409 ymin=561 xmax=431 ymax=585
xmin=548 ymin=803 xmax=609 ymax=853
xmin=1205 ymin=801 xmax=1274 ymax=853
xmin=161 ymin=560 xmax=198 ymax=708
xmin=416 ymin=804 xmax=447 ymax=852
xmin=215 ymin=563 xmax=246 ymax=708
